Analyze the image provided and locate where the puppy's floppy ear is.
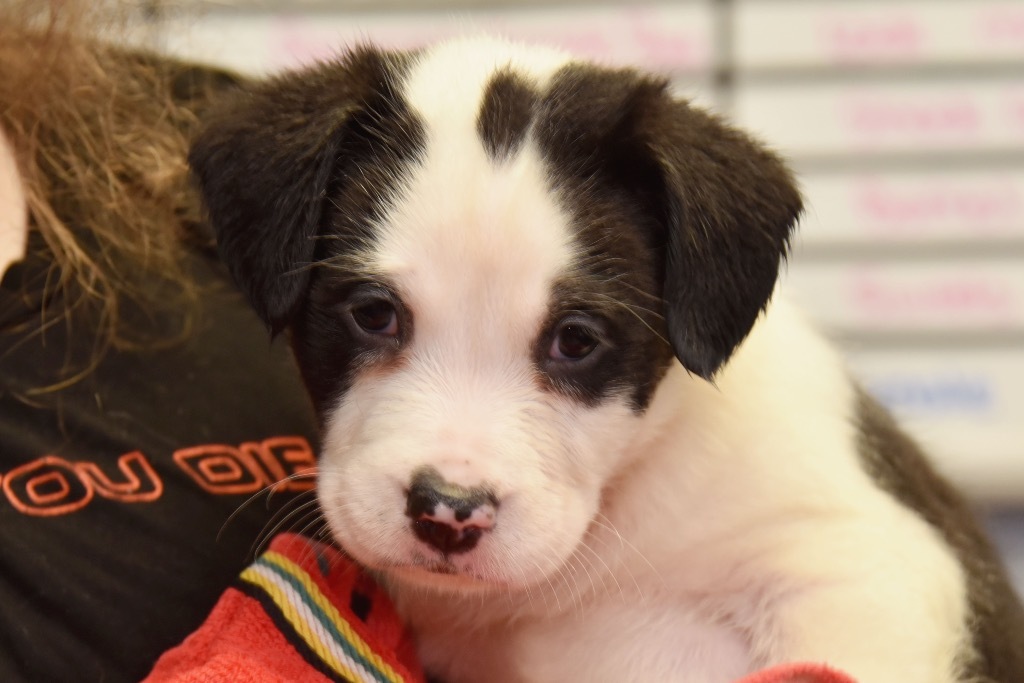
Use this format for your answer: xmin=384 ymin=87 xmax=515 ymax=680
xmin=637 ymin=87 xmax=802 ymax=380
xmin=188 ymin=48 xmax=395 ymax=333
xmin=540 ymin=68 xmax=801 ymax=380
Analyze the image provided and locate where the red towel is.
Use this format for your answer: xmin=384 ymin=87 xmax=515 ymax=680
xmin=145 ymin=533 xmax=425 ymax=683
xmin=146 ymin=533 xmax=855 ymax=683
xmin=735 ymin=663 xmax=855 ymax=683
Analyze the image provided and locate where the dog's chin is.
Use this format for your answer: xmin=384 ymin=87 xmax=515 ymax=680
xmin=384 ymin=563 xmax=506 ymax=595
xmin=332 ymin=531 xmax=521 ymax=594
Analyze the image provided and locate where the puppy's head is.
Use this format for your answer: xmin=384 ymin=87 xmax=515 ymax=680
xmin=190 ymin=38 xmax=801 ymax=591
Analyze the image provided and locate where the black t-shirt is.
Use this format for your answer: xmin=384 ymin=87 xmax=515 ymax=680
xmin=0 ymin=245 xmax=319 ymax=681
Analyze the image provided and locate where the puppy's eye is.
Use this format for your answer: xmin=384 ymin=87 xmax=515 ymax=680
xmin=351 ymin=299 xmax=398 ymax=336
xmin=550 ymin=323 xmax=599 ymax=361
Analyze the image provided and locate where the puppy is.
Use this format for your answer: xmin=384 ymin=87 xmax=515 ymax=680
xmin=189 ymin=36 xmax=1024 ymax=683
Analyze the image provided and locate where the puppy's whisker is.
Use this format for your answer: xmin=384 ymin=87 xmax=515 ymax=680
xmin=291 ymin=510 xmax=331 ymax=567
xmin=616 ymin=278 xmax=663 ymax=302
xmin=592 ymin=513 xmax=667 ymax=591
xmin=529 ymin=557 xmax=563 ymax=615
xmin=591 ymin=292 xmax=664 ymax=321
xmin=252 ymin=500 xmax=319 ymax=559
xmin=267 ymin=470 xmax=318 ymax=498
xmin=578 ymin=535 xmax=626 ymax=603
xmin=568 ymin=546 xmax=599 ymax=606
xmin=583 ymin=527 xmax=646 ymax=602
xmin=551 ymin=554 xmax=584 ymax=616
xmin=520 ymin=565 xmax=537 ymax=613
xmin=297 ymin=525 xmax=352 ymax=580
xmin=581 ymin=544 xmax=614 ymax=604
xmin=550 ymin=559 xmax=576 ymax=615
xmin=590 ymin=293 xmax=669 ymax=344
xmin=252 ymin=497 xmax=321 ymax=559
xmin=217 ymin=472 xmax=316 ymax=543
xmin=218 ymin=487 xmax=281 ymax=543
xmin=271 ymin=506 xmax=325 ymax=563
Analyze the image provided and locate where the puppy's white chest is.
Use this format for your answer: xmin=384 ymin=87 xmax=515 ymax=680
xmin=403 ymin=595 xmax=751 ymax=683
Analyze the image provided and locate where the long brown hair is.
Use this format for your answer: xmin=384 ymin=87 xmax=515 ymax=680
xmin=0 ymin=1 xmax=238 ymax=386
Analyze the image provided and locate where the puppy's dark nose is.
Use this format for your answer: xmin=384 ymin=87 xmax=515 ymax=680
xmin=405 ymin=468 xmax=498 ymax=555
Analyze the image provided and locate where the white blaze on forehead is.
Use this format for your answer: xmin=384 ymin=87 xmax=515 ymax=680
xmin=368 ymin=37 xmax=580 ymax=360
xmin=403 ymin=36 xmax=569 ymax=131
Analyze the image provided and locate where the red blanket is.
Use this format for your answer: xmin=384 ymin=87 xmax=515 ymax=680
xmin=145 ymin=534 xmax=855 ymax=683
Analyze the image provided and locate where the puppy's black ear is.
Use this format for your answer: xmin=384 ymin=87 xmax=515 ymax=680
xmin=189 ymin=48 xmax=396 ymax=332
xmin=637 ymin=84 xmax=802 ymax=380
xmin=540 ymin=69 xmax=801 ymax=380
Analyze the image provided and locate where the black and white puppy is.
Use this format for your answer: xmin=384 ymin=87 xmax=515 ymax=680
xmin=190 ymin=37 xmax=1024 ymax=683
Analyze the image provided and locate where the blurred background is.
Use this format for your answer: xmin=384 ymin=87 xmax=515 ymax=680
xmin=147 ymin=0 xmax=1024 ymax=589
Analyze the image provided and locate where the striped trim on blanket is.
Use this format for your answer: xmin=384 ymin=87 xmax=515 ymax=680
xmin=240 ymin=550 xmax=408 ymax=683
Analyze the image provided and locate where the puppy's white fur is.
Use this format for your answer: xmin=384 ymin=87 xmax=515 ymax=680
xmin=315 ymin=38 xmax=969 ymax=683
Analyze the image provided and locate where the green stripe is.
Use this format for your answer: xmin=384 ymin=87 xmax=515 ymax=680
xmin=250 ymin=556 xmax=392 ymax=683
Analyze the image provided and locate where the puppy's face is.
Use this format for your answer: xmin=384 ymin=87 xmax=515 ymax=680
xmin=305 ymin=82 xmax=668 ymax=586
xmin=191 ymin=38 xmax=801 ymax=592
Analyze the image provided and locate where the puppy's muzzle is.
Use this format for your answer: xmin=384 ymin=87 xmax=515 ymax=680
xmin=405 ymin=468 xmax=498 ymax=555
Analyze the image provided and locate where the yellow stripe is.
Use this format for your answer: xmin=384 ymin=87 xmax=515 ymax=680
xmin=260 ymin=551 xmax=406 ymax=683
xmin=241 ymin=565 xmax=365 ymax=682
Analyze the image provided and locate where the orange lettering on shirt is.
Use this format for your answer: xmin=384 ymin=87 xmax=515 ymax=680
xmin=173 ymin=444 xmax=270 ymax=495
xmin=77 ymin=451 xmax=163 ymax=503
xmin=251 ymin=436 xmax=317 ymax=492
xmin=3 ymin=456 xmax=94 ymax=516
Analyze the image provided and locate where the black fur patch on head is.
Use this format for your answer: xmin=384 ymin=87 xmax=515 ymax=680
xmin=535 ymin=64 xmax=801 ymax=383
xmin=290 ymin=64 xmax=426 ymax=414
xmin=528 ymin=67 xmax=672 ymax=410
xmin=855 ymin=390 xmax=1024 ymax=680
xmin=189 ymin=46 xmax=418 ymax=335
xmin=536 ymin=276 xmax=671 ymax=413
xmin=294 ymin=275 xmax=415 ymax=415
xmin=530 ymin=209 xmax=672 ymax=412
xmin=193 ymin=48 xmax=800 ymax=414
xmin=477 ymin=69 xmax=538 ymax=161
xmin=189 ymin=47 xmax=425 ymax=413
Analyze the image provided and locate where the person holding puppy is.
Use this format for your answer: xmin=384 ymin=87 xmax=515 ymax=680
xmin=0 ymin=3 xmax=319 ymax=680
